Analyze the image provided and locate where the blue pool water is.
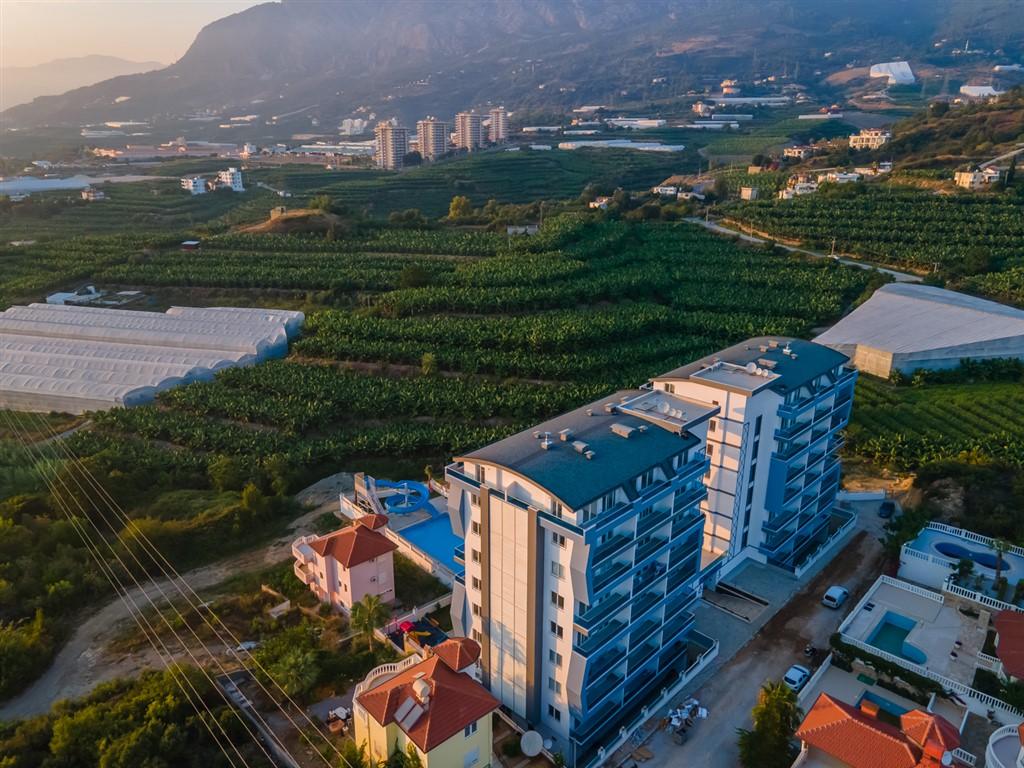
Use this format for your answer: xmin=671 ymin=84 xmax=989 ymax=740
xmin=398 ymin=515 xmax=464 ymax=577
xmin=868 ymin=611 xmax=927 ymax=664
xmin=935 ymin=541 xmax=1003 ymax=570
xmin=858 ymin=690 xmax=910 ymax=717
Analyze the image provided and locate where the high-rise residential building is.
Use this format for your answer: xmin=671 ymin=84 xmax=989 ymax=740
xmin=454 ymin=111 xmax=484 ymax=151
xmin=649 ymin=337 xmax=856 ymax=574
xmin=488 ymin=107 xmax=509 ymax=143
xmin=446 ymin=388 xmax=721 ymax=767
xmin=416 ymin=117 xmax=451 ymax=162
xmin=374 ymin=122 xmax=409 ymax=170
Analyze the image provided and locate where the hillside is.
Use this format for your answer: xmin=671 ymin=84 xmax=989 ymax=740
xmin=0 ymin=55 xmax=162 ymax=112
xmin=4 ymin=0 xmax=1023 ymax=129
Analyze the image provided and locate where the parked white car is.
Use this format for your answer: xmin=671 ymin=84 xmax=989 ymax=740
xmin=783 ymin=664 xmax=811 ymax=692
xmin=822 ymin=585 xmax=850 ymax=609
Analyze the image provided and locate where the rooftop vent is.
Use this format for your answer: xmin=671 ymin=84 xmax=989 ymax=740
xmin=572 ymin=440 xmax=590 ymax=455
xmin=584 ymin=450 xmax=595 ymax=460
xmin=558 ymin=428 xmax=573 ymax=442
xmin=586 ymin=408 xmax=594 ymax=417
xmin=769 ymin=340 xmax=779 ymax=348
xmin=604 ymin=402 xmax=616 ymax=414
xmin=611 ymin=423 xmax=636 ymax=439
xmin=759 ymin=345 xmax=769 ymax=353
xmin=782 ymin=343 xmax=793 ymax=356
xmin=540 ymin=437 xmax=554 ymax=450
xmin=757 ymin=358 xmax=777 ymax=369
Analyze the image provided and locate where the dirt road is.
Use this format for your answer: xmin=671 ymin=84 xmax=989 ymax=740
xmin=0 ymin=474 xmax=352 ymax=721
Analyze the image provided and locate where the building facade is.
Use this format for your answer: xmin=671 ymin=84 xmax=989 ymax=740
xmin=353 ymin=638 xmax=499 ymax=768
xmin=180 ymin=176 xmax=207 ymax=195
xmin=650 ymin=337 xmax=856 ymax=573
xmin=292 ymin=514 xmax=397 ymax=611
xmin=455 ymin=112 xmax=484 ymax=151
xmin=446 ymin=388 xmax=720 ymax=767
xmin=217 ymin=167 xmax=245 ymax=192
xmin=488 ymin=107 xmax=509 ymax=143
xmin=374 ymin=122 xmax=410 ymax=170
xmin=416 ymin=118 xmax=451 ymax=162
xmin=849 ymin=129 xmax=892 ymax=150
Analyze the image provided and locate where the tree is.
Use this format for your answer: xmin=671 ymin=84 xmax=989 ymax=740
xmin=448 ymin=195 xmax=473 ymax=219
xmin=240 ymin=483 xmax=269 ymax=516
xmin=1005 ymin=156 xmax=1017 ymax=187
xmin=207 ymin=455 xmax=244 ymax=492
xmin=402 ymin=151 xmax=423 ymax=167
xmin=993 ymin=538 xmax=1012 ymax=585
xmin=736 ymin=681 xmax=802 ymax=768
xmin=398 ymin=264 xmax=431 ymax=289
xmin=350 ymin=594 xmax=389 ymax=650
xmin=272 ymin=647 xmax=320 ymax=698
xmin=956 ymin=557 xmax=975 ymax=585
xmin=309 ymin=194 xmax=333 ymax=212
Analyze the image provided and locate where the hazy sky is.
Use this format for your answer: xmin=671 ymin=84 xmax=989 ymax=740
xmin=2 ymin=0 xmax=265 ymax=68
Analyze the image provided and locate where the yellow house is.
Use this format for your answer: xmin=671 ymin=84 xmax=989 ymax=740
xmin=354 ymin=638 xmax=498 ymax=768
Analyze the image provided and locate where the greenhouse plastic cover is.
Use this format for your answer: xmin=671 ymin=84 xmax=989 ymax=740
xmin=0 ymin=304 xmax=304 ymax=414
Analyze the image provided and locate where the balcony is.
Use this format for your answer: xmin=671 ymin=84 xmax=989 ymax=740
xmin=576 ymin=619 xmax=625 ymax=656
xmin=670 ymin=510 xmax=704 ymax=542
xmin=592 ymin=533 xmax=634 ymax=567
xmin=637 ymin=507 xmax=672 ymax=536
xmin=627 ymin=640 xmax=660 ymax=675
xmin=587 ymin=646 xmax=626 ymax=682
xmin=445 ymin=464 xmax=481 ymax=489
xmin=672 ymin=485 xmax=706 ymax=515
xmin=628 ymin=618 xmax=660 ymax=649
xmin=635 ymin=535 xmax=669 ymax=563
xmin=667 ymin=562 xmax=699 ymax=594
xmin=572 ymin=699 xmax=620 ymax=741
xmin=454 ymin=544 xmax=465 ymax=565
xmin=662 ymin=607 xmax=696 ymax=637
xmin=630 ymin=588 xmax=664 ymax=621
xmin=657 ymin=638 xmax=691 ymax=673
xmin=576 ymin=591 xmax=630 ymax=630
xmin=293 ymin=561 xmax=313 ymax=585
xmin=592 ymin=559 xmax=632 ymax=594
xmin=587 ymin=672 xmax=623 ymax=711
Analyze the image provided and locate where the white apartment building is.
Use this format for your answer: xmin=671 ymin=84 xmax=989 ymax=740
xmin=374 ymin=122 xmax=410 ymax=170
xmin=447 ymin=389 xmax=720 ymax=767
xmin=849 ymin=128 xmax=892 ymax=150
xmin=489 ymin=107 xmax=509 ymax=143
xmin=217 ymin=167 xmax=245 ymax=192
xmin=416 ymin=118 xmax=451 ymax=162
xmin=650 ymin=337 xmax=856 ymax=574
xmin=455 ymin=112 xmax=484 ymax=151
xmin=955 ymin=167 xmax=1002 ymax=190
xmin=180 ymin=176 xmax=207 ymax=195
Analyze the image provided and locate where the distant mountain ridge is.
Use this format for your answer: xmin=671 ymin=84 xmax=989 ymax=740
xmin=2 ymin=0 xmax=1022 ymax=128
xmin=1 ymin=55 xmax=163 ymax=112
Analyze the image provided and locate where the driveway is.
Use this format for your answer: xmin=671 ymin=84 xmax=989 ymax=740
xmin=627 ymin=515 xmax=887 ymax=768
xmin=0 ymin=473 xmax=353 ymax=721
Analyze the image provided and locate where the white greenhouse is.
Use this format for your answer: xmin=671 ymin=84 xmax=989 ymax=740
xmin=0 ymin=304 xmax=304 ymax=414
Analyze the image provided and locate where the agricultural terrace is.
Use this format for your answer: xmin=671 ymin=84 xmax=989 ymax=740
xmin=726 ymin=186 xmax=1024 ymax=300
xmin=847 ymin=374 xmax=1024 ymax=472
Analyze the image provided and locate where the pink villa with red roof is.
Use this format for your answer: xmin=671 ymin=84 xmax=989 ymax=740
xmin=292 ymin=514 xmax=397 ymax=611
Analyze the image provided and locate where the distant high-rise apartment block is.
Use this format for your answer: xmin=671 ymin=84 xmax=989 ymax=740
xmin=416 ymin=117 xmax=451 ymax=161
xmin=455 ymin=111 xmax=484 ymax=151
xmin=488 ymin=107 xmax=509 ymax=143
xmin=374 ymin=122 xmax=409 ymax=170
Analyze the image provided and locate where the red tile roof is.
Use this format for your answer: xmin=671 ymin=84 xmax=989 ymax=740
xmin=430 ymin=637 xmax=481 ymax=672
xmin=796 ymin=694 xmax=963 ymax=768
xmin=358 ymin=513 xmax=390 ymax=530
xmin=994 ymin=610 xmax=1024 ymax=679
xmin=310 ymin=524 xmax=396 ymax=568
xmin=356 ymin=647 xmax=499 ymax=752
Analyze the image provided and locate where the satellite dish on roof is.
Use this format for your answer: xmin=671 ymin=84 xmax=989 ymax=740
xmin=940 ymin=753 xmax=953 ymax=767
xmin=521 ymin=731 xmax=543 ymax=757
xmin=659 ymin=401 xmax=671 ymax=415
xmin=745 ymin=362 xmax=757 ymax=374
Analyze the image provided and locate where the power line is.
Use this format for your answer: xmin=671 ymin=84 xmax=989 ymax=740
xmin=24 ymin=412 xmax=355 ymax=768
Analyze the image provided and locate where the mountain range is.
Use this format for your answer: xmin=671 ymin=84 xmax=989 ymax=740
xmin=2 ymin=0 xmax=1023 ymax=129
xmin=0 ymin=55 xmax=163 ymax=113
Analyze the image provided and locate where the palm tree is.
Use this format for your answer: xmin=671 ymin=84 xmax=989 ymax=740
xmin=351 ymin=594 xmax=389 ymax=651
xmin=993 ymin=538 xmax=1012 ymax=586
xmin=737 ymin=681 xmax=803 ymax=768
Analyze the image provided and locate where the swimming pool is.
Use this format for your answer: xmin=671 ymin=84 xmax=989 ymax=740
xmin=398 ymin=515 xmax=464 ymax=577
xmin=868 ymin=611 xmax=928 ymax=665
xmin=857 ymin=690 xmax=910 ymax=717
xmin=935 ymin=541 xmax=1004 ymax=571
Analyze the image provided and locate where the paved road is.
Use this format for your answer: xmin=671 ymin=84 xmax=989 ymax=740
xmin=685 ymin=217 xmax=923 ymax=283
xmin=630 ymin=502 xmax=889 ymax=768
xmin=0 ymin=474 xmax=352 ymax=721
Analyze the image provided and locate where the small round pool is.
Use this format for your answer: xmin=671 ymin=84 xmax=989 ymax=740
xmin=935 ymin=541 xmax=1002 ymax=570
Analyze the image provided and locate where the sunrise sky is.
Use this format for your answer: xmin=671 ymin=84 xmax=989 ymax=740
xmin=2 ymin=0 xmax=264 ymax=68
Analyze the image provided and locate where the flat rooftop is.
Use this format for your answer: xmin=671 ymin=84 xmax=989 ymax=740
xmin=458 ymin=389 xmax=715 ymax=510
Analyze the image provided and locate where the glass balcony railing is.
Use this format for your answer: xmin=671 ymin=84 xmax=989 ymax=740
xmin=592 ymin=533 xmax=633 ymax=566
xmin=637 ymin=508 xmax=672 ymax=535
xmin=576 ymin=619 xmax=625 ymax=656
xmin=630 ymin=589 xmax=663 ymax=621
xmin=587 ymin=646 xmax=626 ymax=681
xmin=576 ymin=591 xmax=629 ymax=629
xmin=587 ymin=672 xmax=623 ymax=710
xmin=635 ymin=535 xmax=669 ymax=563
xmin=592 ymin=559 xmax=631 ymax=594
xmin=627 ymin=640 xmax=660 ymax=675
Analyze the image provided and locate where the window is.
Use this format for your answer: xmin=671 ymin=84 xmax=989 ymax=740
xmin=707 ymin=444 xmax=714 ymax=456
xmin=471 ymin=521 xmax=481 ymax=535
xmin=550 ymin=591 xmax=564 ymax=609
xmin=664 ymin=383 xmax=675 ymax=394
xmin=551 ymin=532 xmax=567 ymax=548
xmin=473 ymin=464 xmax=483 ymax=482
xmin=470 ymin=492 xmax=480 ymax=507
xmin=709 ymin=420 xmax=717 ymax=433
xmin=745 ymin=486 xmax=754 ymax=505
xmin=549 ymin=650 xmax=563 ymax=667
xmin=602 ymin=491 xmax=617 ymax=511
xmin=464 ymin=721 xmax=478 ymax=737
xmin=472 ymin=629 xmax=482 ymax=643
xmin=550 ymin=621 xmax=563 ymax=639
xmin=471 ymin=576 xmax=481 ymax=590
xmin=638 ymin=468 xmax=655 ymax=489
xmin=548 ymin=704 xmax=562 ymax=722
xmin=551 ymin=562 xmax=564 ymax=579
xmin=472 ymin=603 xmax=481 ymax=616
xmin=548 ymin=677 xmax=562 ymax=694
xmin=471 ymin=549 xmax=481 ymax=563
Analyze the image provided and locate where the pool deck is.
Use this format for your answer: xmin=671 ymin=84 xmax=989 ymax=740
xmin=842 ymin=581 xmax=987 ymax=687
xmin=907 ymin=526 xmax=1024 ymax=580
